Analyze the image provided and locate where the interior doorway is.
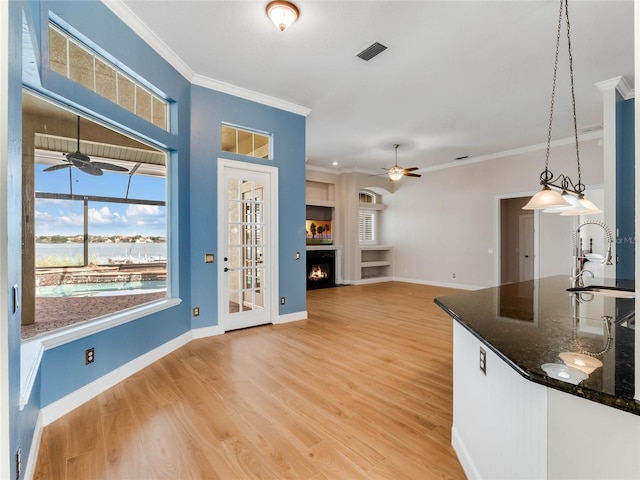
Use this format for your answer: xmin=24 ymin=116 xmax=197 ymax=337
xmin=500 ymin=197 xmax=534 ymax=284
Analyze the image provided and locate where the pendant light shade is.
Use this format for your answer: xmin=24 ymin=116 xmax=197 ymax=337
xmin=266 ymin=1 xmax=299 ymax=31
xmin=559 ymin=197 xmax=602 ymax=216
xmin=523 ymin=186 xmax=571 ymax=210
xmin=543 ymin=192 xmax=585 ymax=213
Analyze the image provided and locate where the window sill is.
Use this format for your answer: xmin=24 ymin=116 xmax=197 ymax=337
xmin=20 ymin=297 xmax=181 ymax=410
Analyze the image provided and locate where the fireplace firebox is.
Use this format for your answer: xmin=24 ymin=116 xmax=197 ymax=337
xmin=306 ymin=250 xmax=335 ymax=290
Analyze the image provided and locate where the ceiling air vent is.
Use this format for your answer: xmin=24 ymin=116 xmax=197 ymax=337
xmin=356 ymin=42 xmax=388 ymax=61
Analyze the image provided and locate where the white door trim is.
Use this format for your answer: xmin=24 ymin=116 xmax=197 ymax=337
xmin=217 ymin=158 xmax=279 ymax=331
xmin=494 ymin=193 xmax=540 ymax=285
xmin=0 ymin=3 xmax=10 ymax=478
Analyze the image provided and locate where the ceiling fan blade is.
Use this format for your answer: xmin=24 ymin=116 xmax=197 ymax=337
xmin=404 ymin=172 xmax=422 ymax=177
xmin=77 ymin=163 xmax=103 ymax=176
xmin=403 ymin=167 xmax=419 ymax=172
xmin=43 ymin=163 xmax=72 ymax=172
xmin=91 ymin=161 xmax=129 ymax=172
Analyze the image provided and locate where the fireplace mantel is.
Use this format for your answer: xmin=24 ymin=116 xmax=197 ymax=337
xmin=306 ymin=245 xmax=342 ymax=251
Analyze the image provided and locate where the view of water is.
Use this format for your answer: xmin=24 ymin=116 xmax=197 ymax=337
xmin=36 ymin=242 xmax=167 ymax=265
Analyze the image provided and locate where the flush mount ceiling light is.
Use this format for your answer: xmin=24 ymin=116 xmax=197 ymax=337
xmin=266 ymin=1 xmax=299 ymax=31
xmin=523 ymin=0 xmax=600 ymax=215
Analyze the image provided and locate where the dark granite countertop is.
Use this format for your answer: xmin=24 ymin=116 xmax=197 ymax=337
xmin=435 ymin=275 xmax=639 ymax=416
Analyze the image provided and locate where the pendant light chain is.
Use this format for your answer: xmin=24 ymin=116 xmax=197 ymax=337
xmin=565 ymin=0 xmax=584 ymax=194
xmin=523 ymin=0 xmax=601 ymax=214
xmin=543 ymin=0 xmax=564 ymax=182
xmin=543 ymin=0 xmax=583 ymax=194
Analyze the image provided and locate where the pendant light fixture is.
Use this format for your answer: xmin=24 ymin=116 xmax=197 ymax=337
xmin=523 ymin=0 xmax=600 ymax=215
xmin=266 ymin=1 xmax=299 ymax=32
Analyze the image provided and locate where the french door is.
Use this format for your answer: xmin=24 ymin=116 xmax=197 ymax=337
xmin=218 ymin=159 xmax=278 ymax=331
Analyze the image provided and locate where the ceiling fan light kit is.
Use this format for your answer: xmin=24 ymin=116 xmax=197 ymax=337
xmin=382 ymin=144 xmax=422 ymax=181
xmin=523 ymin=0 xmax=600 ymax=215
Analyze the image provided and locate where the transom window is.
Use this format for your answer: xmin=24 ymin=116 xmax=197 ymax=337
xmin=48 ymin=22 xmax=170 ymax=131
xmin=221 ymin=124 xmax=271 ymax=159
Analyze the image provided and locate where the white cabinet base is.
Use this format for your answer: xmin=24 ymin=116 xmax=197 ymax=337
xmin=453 ymin=321 xmax=640 ymax=479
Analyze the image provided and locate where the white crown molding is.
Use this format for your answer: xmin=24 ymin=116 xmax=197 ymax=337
xmin=101 ymin=0 xmax=195 ymax=81
xmin=422 ymin=131 xmax=604 ymax=174
xmin=307 ymin=131 xmax=604 ymax=176
xmin=595 ymin=76 xmax=635 ymax=99
xmin=192 ymin=74 xmax=311 ymax=116
xmin=102 ymin=1 xmax=311 ymax=116
xmin=305 ymin=164 xmax=341 ymax=174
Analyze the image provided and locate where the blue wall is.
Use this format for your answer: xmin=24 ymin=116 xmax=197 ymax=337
xmin=189 ymin=86 xmax=306 ymax=329
xmin=7 ymin=0 xmax=306 ymax=475
xmin=616 ymin=95 xmax=635 ymax=281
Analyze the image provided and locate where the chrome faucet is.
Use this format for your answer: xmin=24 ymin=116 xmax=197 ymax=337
xmin=570 ymin=220 xmax=613 ymax=288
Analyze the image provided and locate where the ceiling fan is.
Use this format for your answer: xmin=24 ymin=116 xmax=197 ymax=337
xmin=381 ymin=144 xmax=422 ymax=181
xmin=43 ymin=116 xmax=129 ymax=176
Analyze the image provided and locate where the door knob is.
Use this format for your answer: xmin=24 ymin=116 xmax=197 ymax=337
xmin=224 ymin=267 xmax=229 ymax=272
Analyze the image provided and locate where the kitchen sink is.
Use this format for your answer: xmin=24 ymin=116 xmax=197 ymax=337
xmin=566 ymin=285 xmax=635 ymax=299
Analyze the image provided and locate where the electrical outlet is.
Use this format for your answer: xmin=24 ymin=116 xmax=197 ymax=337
xmin=85 ymin=348 xmax=95 ymax=365
xmin=16 ymin=447 xmax=21 ymax=480
xmin=479 ymin=347 xmax=487 ymax=375
xmin=193 ymin=307 xmax=200 ymax=316
xmin=452 ymin=273 xmax=456 ymax=279
xmin=280 ymin=297 xmax=285 ymax=305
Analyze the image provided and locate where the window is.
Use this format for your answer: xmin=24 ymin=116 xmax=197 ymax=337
xmin=22 ymin=92 xmax=169 ymax=339
xmin=221 ymin=124 xmax=271 ymax=159
xmin=48 ymin=23 xmax=170 ymax=131
xmin=359 ymin=191 xmax=378 ymax=244
xmin=359 ymin=210 xmax=375 ymax=244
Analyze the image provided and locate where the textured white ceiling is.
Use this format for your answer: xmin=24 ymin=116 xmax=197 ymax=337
xmin=113 ymin=0 xmax=634 ymax=173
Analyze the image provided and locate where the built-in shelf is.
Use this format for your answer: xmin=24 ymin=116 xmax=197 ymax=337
xmin=306 ymin=180 xmax=335 ymax=205
xmin=306 ymin=199 xmax=336 ymax=208
xmin=360 ymin=245 xmax=392 ymax=251
xmin=360 ymin=245 xmax=392 ymax=282
xmin=361 ymin=260 xmax=391 ymax=268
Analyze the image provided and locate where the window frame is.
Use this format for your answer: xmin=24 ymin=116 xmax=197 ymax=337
xmin=358 ymin=190 xmax=380 ymax=245
xmin=23 ymin=92 xmax=179 ymax=347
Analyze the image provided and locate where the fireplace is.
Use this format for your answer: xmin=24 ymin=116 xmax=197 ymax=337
xmin=306 ymin=250 xmax=335 ymax=290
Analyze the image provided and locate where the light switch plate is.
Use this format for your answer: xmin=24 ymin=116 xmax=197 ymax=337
xmin=204 ymin=253 xmax=214 ymax=263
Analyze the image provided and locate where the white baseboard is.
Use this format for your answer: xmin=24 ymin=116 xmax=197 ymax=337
xmin=191 ymin=324 xmax=224 ymax=339
xmin=39 ymin=330 xmax=192 ymax=427
xmin=391 ymin=276 xmax=482 ymax=291
xmin=451 ymin=425 xmax=481 ymax=480
xmin=23 ymin=412 xmax=45 ymax=480
xmin=351 ymin=276 xmax=392 ymax=285
xmin=273 ymin=310 xmax=307 ymax=324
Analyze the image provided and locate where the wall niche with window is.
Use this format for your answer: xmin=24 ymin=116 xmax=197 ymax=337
xmin=358 ymin=189 xmax=391 ymax=282
xmin=22 ymin=91 xmax=169 ymax=339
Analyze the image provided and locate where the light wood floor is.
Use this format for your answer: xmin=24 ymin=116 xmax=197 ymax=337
xmin=34 ymin=282 xmax=466 ymax=479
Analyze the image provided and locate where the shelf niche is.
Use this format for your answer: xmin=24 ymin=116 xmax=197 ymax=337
xmin=360 ymin=245 xmax=392 ymax=280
